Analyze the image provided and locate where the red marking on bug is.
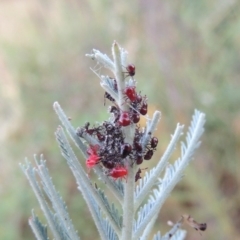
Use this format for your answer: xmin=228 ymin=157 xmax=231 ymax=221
xmin=124 ymin=86 xmax=137 ymax=102
xmin=109 ymin=165 xmax=128 ymax=180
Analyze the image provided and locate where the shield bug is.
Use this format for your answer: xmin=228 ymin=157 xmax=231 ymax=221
xmin=150 ymin=137 xmax=158 ymax=149
xmin=125 ymin=64 xmax=135 ymax=77
xmin=121 ymin=143 xmax=132 ymax=158
xmin=131 ymin=111 xmax=140 ymax=123
xmin=135 ymin=153 xmax=143 ymax=165
xmin=109 ymin=165 xmax=128 ymax=180
xmin=118 ymin=111 xmax=131 ymax=126
xmin=86 ymin=154 xmax=100 ymax=169
xmin=124 ymin=86 xmax=137 ymax=102
xmin=139 ymin=100 xmax=148 ymax=115
xmin=144 ymin=149 xmax=153 ymax=160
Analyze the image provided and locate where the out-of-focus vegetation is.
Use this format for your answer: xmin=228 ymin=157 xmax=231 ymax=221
xmin=0 ymin=0 xmax=239 ymax=239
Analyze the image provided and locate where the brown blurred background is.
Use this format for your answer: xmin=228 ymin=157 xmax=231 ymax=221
xmin=0 ymin=0 xmax=240 ymax=239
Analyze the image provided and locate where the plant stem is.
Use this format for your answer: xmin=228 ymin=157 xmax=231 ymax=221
xmin=121 ymin=160 xmax=135 ymax=240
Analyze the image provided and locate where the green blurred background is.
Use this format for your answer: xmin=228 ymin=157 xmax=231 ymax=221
xmin=0 ymin=0 xmax=239 ymax=239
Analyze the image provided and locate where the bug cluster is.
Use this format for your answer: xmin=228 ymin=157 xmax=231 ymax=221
xmin=77 ymin=121 xmax=128 ymax=179
xmin=77 ymin=64 xmax=158 ymax=181
xmin=106 ymin=87 xmax=148 ymax=127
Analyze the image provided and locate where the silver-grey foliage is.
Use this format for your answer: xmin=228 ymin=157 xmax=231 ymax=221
xmin=21 ymin=42 xmax=206 ymax=240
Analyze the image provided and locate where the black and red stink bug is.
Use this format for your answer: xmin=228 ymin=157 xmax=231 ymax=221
xmin=121 ymin=143 xmax=132 ymax=158
xmin=139 ymin=100 xmax=148 ymax=115
xmin=135 ymin=93 xmax=142 ymax=104
xmin=150 ymin=137 xmax=158 ymax=149
xmin=134 ymin=141 xmax=142 ymax=152
xmin=109 ymin=165 xmax=128 ymax=180
xmin=86 ymin=154 xmax=100 ymax=169
xmin=131 ymin=111 xmax=140 ymax=124
xmin=135 ymin=153 xmax=143 ymax=165
xmin=118 ymin=111 xmax=131 ymax=126
xmin=124 ymin=86 xmax=137 ymax=102
xmin=144 ymin=149 xmax=153 ymax=160
xmin=125 ymin=64 xmax=135 ymax=77
xmin=101 ymin=159 xmax=115 ymax=169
